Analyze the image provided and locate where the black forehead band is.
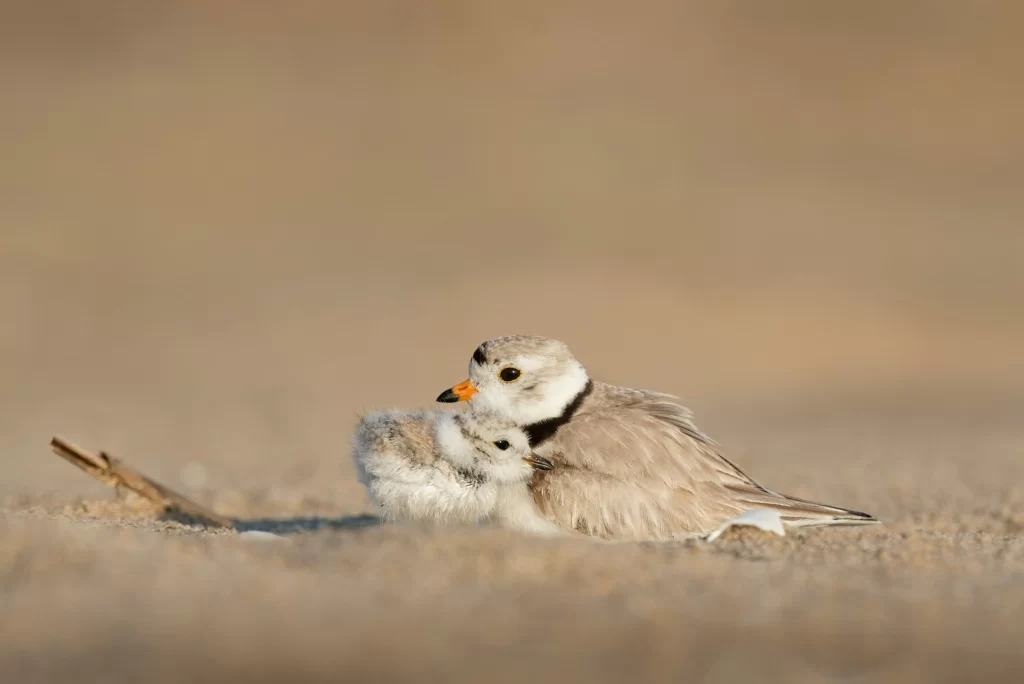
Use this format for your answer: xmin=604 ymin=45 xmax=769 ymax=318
xmin=472 ymin=346 xmax=487 ymax=365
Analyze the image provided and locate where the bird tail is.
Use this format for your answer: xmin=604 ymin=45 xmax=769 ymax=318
xmin=731 ymin=489 xmax=879 ymax=527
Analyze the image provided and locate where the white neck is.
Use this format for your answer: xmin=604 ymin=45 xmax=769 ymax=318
xmin=434 ymin=414 xmax=477 ymax=471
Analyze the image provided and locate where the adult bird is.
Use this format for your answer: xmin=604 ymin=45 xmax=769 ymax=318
xmin=437 ymin=335 xmax=877 ymax=540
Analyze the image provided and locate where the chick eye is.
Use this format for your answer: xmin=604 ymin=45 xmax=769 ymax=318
xmin=498 ymin=367 xmax=521 ymax=383
xmin=493 ymin=440 xmax=511 ymax=451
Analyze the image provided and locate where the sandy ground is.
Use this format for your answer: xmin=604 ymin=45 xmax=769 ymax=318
xmin=2 ymin=2 xmax=1024 ymax=682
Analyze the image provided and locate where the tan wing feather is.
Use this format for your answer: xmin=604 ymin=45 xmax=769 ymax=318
xmin=530 ymin=467 xmax=746 ymax=540
xmin=531 ymin=383 xmax=876 ymax=536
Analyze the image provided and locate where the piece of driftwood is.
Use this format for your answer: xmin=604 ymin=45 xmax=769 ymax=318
xmin=49 ymin=436 xmax=235 ymax=528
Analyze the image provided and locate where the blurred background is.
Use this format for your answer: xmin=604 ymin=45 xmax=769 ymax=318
xmin=1 ymin=0 xmax=1022 ymax=510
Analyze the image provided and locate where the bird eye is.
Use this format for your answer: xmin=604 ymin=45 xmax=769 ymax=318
xmin=493 ymin=440 xmax=511 ymax=451
xmin=498 ymin=367 xmax=521 ymax=383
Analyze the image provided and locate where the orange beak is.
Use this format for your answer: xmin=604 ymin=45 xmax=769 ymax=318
xmin=436 ymin=379 xmax=478 ymax=403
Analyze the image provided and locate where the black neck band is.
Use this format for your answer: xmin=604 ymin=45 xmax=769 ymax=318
xmin=523 ymin=380 xmax=594 ymax=447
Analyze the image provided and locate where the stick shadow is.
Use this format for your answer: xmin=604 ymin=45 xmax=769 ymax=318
xmin=234 ymin=514 xmax=381 ymax=534
xmin=160 ymin=510 xmax=381 ymax=534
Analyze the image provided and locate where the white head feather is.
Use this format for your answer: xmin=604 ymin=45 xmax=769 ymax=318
xmin=463 ymin=335 xmax=590 ymax=425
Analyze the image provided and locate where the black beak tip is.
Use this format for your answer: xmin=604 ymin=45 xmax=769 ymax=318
xmin=436 ymin=389 xmax=459 ymax=403
xmin=532 ymin=456 xmax=555 ymax=471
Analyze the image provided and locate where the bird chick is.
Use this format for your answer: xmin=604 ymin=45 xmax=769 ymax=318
xmin=352 ymin=409 xmax=561 ymax=535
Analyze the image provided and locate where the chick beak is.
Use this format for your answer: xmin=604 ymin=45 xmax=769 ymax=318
xmin=436 ymin=379 xmax=478 ymax=403
xmin=523 ymin=454 xmax=554 ymax=471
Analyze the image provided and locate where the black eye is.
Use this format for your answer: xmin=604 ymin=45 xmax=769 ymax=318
xmin=493 ymin=440 xmax=510 ymax=451
xmin=499 ymin=367 xmax=521 ymax=383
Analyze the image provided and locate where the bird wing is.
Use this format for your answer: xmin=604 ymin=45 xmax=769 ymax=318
xmin=530 ymin=384 xmax=875 ymax=536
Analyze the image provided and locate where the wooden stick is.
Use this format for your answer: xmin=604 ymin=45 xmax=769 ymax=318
xmin=49 ymin=436 xmax=235 ymax=528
